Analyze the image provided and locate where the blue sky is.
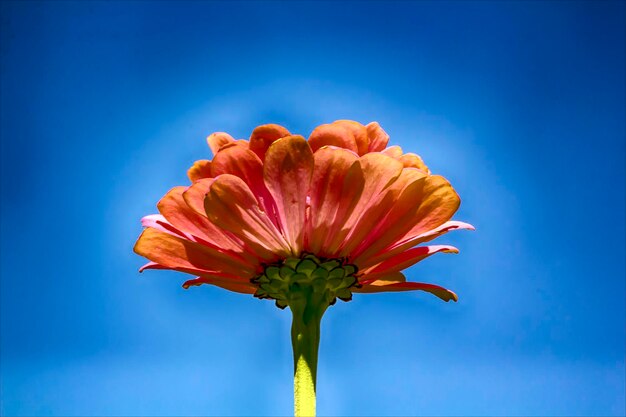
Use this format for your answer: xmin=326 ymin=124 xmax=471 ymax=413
xmin=1 ymin=1 xmax=624 ymax=416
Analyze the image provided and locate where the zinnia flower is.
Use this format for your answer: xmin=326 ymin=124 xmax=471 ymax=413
xmin=134 ymin=120 xmax=473 ymax=416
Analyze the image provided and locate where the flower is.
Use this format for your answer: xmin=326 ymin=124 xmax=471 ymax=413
xmin=134 ymin=120 xmax=473 ymax=305
xmin=133 ymin=120 xmax=473 ymax=416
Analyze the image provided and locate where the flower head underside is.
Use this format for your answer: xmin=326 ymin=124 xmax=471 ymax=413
xmin=134 ymin=120 xmax=474 ymax=307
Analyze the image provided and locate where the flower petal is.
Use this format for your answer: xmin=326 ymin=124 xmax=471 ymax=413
xmin=139 ymin=260 xmax=246 ymax=281
xmin=354 ymin=277 xmax=458 ymax=302
xmin=366 ymin=122 xmax=389 ymax=152
xmin=249 ymin=124 xmax=291 ymax=160
xmin=362 ymin=245 xmax=459 ymax=276
xmin=134 ymin=227 xmax=258 ymax=277
xmin=411 ymin=221 xmax=476 ymax=245
xmin=139 ymin=261 xmax=167 ymax=272
xmin=211 ymin=142 xmax=280 ymax=228
xmin=306 ymin=146 xmax=362 ymax=256
xmin=207 ymin=132 xmax=235 ymax=155
xmin=158 ymin=186 xmax=243 ymax=253
xmin=332 ymin=120 xmax=369 ymax=155
xmin=182 ymin=276 xmax=258 ymax=294
xmin=183 ymin=178 xmax=215 ymax=216
xmin=308 ymin=123 xmax=358 ymax=153
xmin=187 ymin=160 xmax=212 ymax=182
xmin=140 ymin=214 xmax=190 ymax=239
xmin=341 ymin=167 xmax=426 ymax=259
xmin=381 ymin=145 xmax=403 ymax=158
xmin=399 ymin=153 xmax=430 ymax=174
xmin=204 ymin=174 xmax=290 ymax=260
xmin=263 ymin=135 xmax=314 ymax=255
xmin=356 ymin=175 xmax=462 ymax=267
xmin=326 ymin=153 xmax=404 ymax=255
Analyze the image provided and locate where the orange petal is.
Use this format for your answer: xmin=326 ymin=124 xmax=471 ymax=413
xmin=399 ymin=153 xmax=430 ymax=174
xmin=308 ymin=123 xmax=358 ymax=153
xmin=357 ymin=175 xmax=461 ymax=267
xmin=139 ymin=261 xmax=167 ymax=272
xmin=381 ymin=145 xmax=403 ymax=158
xmin=204 ymin=174 xmax=290 ymax=260
xmin=211 ymin=142 xmax=280 ymax=228
xmin=183 ymin=178 xmax=215 ymax=216
xmin=332 ymin=120 xmax=369 ymax=155
xmin=187 ymin=160 xmax=213 ymax=182
xmin=306 ymin=147 xmax=362 ymax=256
xmin=366 ymin=122 xmax=389 ymax=152
xmin=182 ymin=276 xmax=258 ymax=294
xmin=139 ymin=259 xmax=248 ymax=281
xmin=207 ymin=132 xmax=235 ymax=155
xmin=249 ymin=124 xmax=291 ymax=160
xmin=362 ymin=245 xmax=459 ymax=276
xmin=263 ymin=135 xmax=314 ymax=255
xmin=325 ymin=153 xmax=404 ymax=255
xmin=158 ymin=186 xmax=243 ymax=253
xmin=134 ymin=228 xmax=258 ymax=277
xmin=354 ymin=277 xmax=458 ymax=302
xmin=340 ymin=167 xmax=426 ymax=259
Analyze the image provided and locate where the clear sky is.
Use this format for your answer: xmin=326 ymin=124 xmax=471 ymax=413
xmin=1 ymin=1 xmax=624 ymax=416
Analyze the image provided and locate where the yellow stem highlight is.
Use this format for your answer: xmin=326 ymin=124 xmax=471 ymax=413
xmin=290 ymin=286 xmax=327 ymax=417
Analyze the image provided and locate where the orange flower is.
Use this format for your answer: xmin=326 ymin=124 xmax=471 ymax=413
xmin=134 ymin=120 xmax=473 ymax=416
xmin=134 ymin=120 xmax=473 ymax=304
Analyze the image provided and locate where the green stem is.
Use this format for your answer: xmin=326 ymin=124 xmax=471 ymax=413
xmin=289 ymin=286 xmax=328 ymax=417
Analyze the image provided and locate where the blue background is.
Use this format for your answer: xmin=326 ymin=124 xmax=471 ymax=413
xmin=1 ymin=1 xmax=624 ymax=416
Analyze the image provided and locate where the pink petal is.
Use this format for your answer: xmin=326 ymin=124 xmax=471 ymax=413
xmin=263 ymin=135 xmax=314 ymax=255
xmin=211 ymin=142 xmax=281 ymax=229
xmin=204 ymin=174 xmax=290 ymax=260
xmin=158 ymin=186 xmax=244 ymax=254
xmin=305 ymin=146 xmax=362 ymax=256
xmin=326 ymin=153 xmax=404 ymax=256
xmin=362 ymin=245 xmax=459 ymax=276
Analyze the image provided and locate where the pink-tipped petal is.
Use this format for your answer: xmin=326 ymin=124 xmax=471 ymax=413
xmin=363 ymin=245 xmax=459 ymax=276
xmin=158 ymin=186 xmax=244 ymax=253
xmin=140 ymin=214 xmax=190 ymax=239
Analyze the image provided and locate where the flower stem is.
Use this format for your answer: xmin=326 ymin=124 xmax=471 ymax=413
xmin=289 ymin=286 xmax=328 ymax=417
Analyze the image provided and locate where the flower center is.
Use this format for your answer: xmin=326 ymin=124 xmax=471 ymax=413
xmin=252 ymin=254 xmax=359 ymax=309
